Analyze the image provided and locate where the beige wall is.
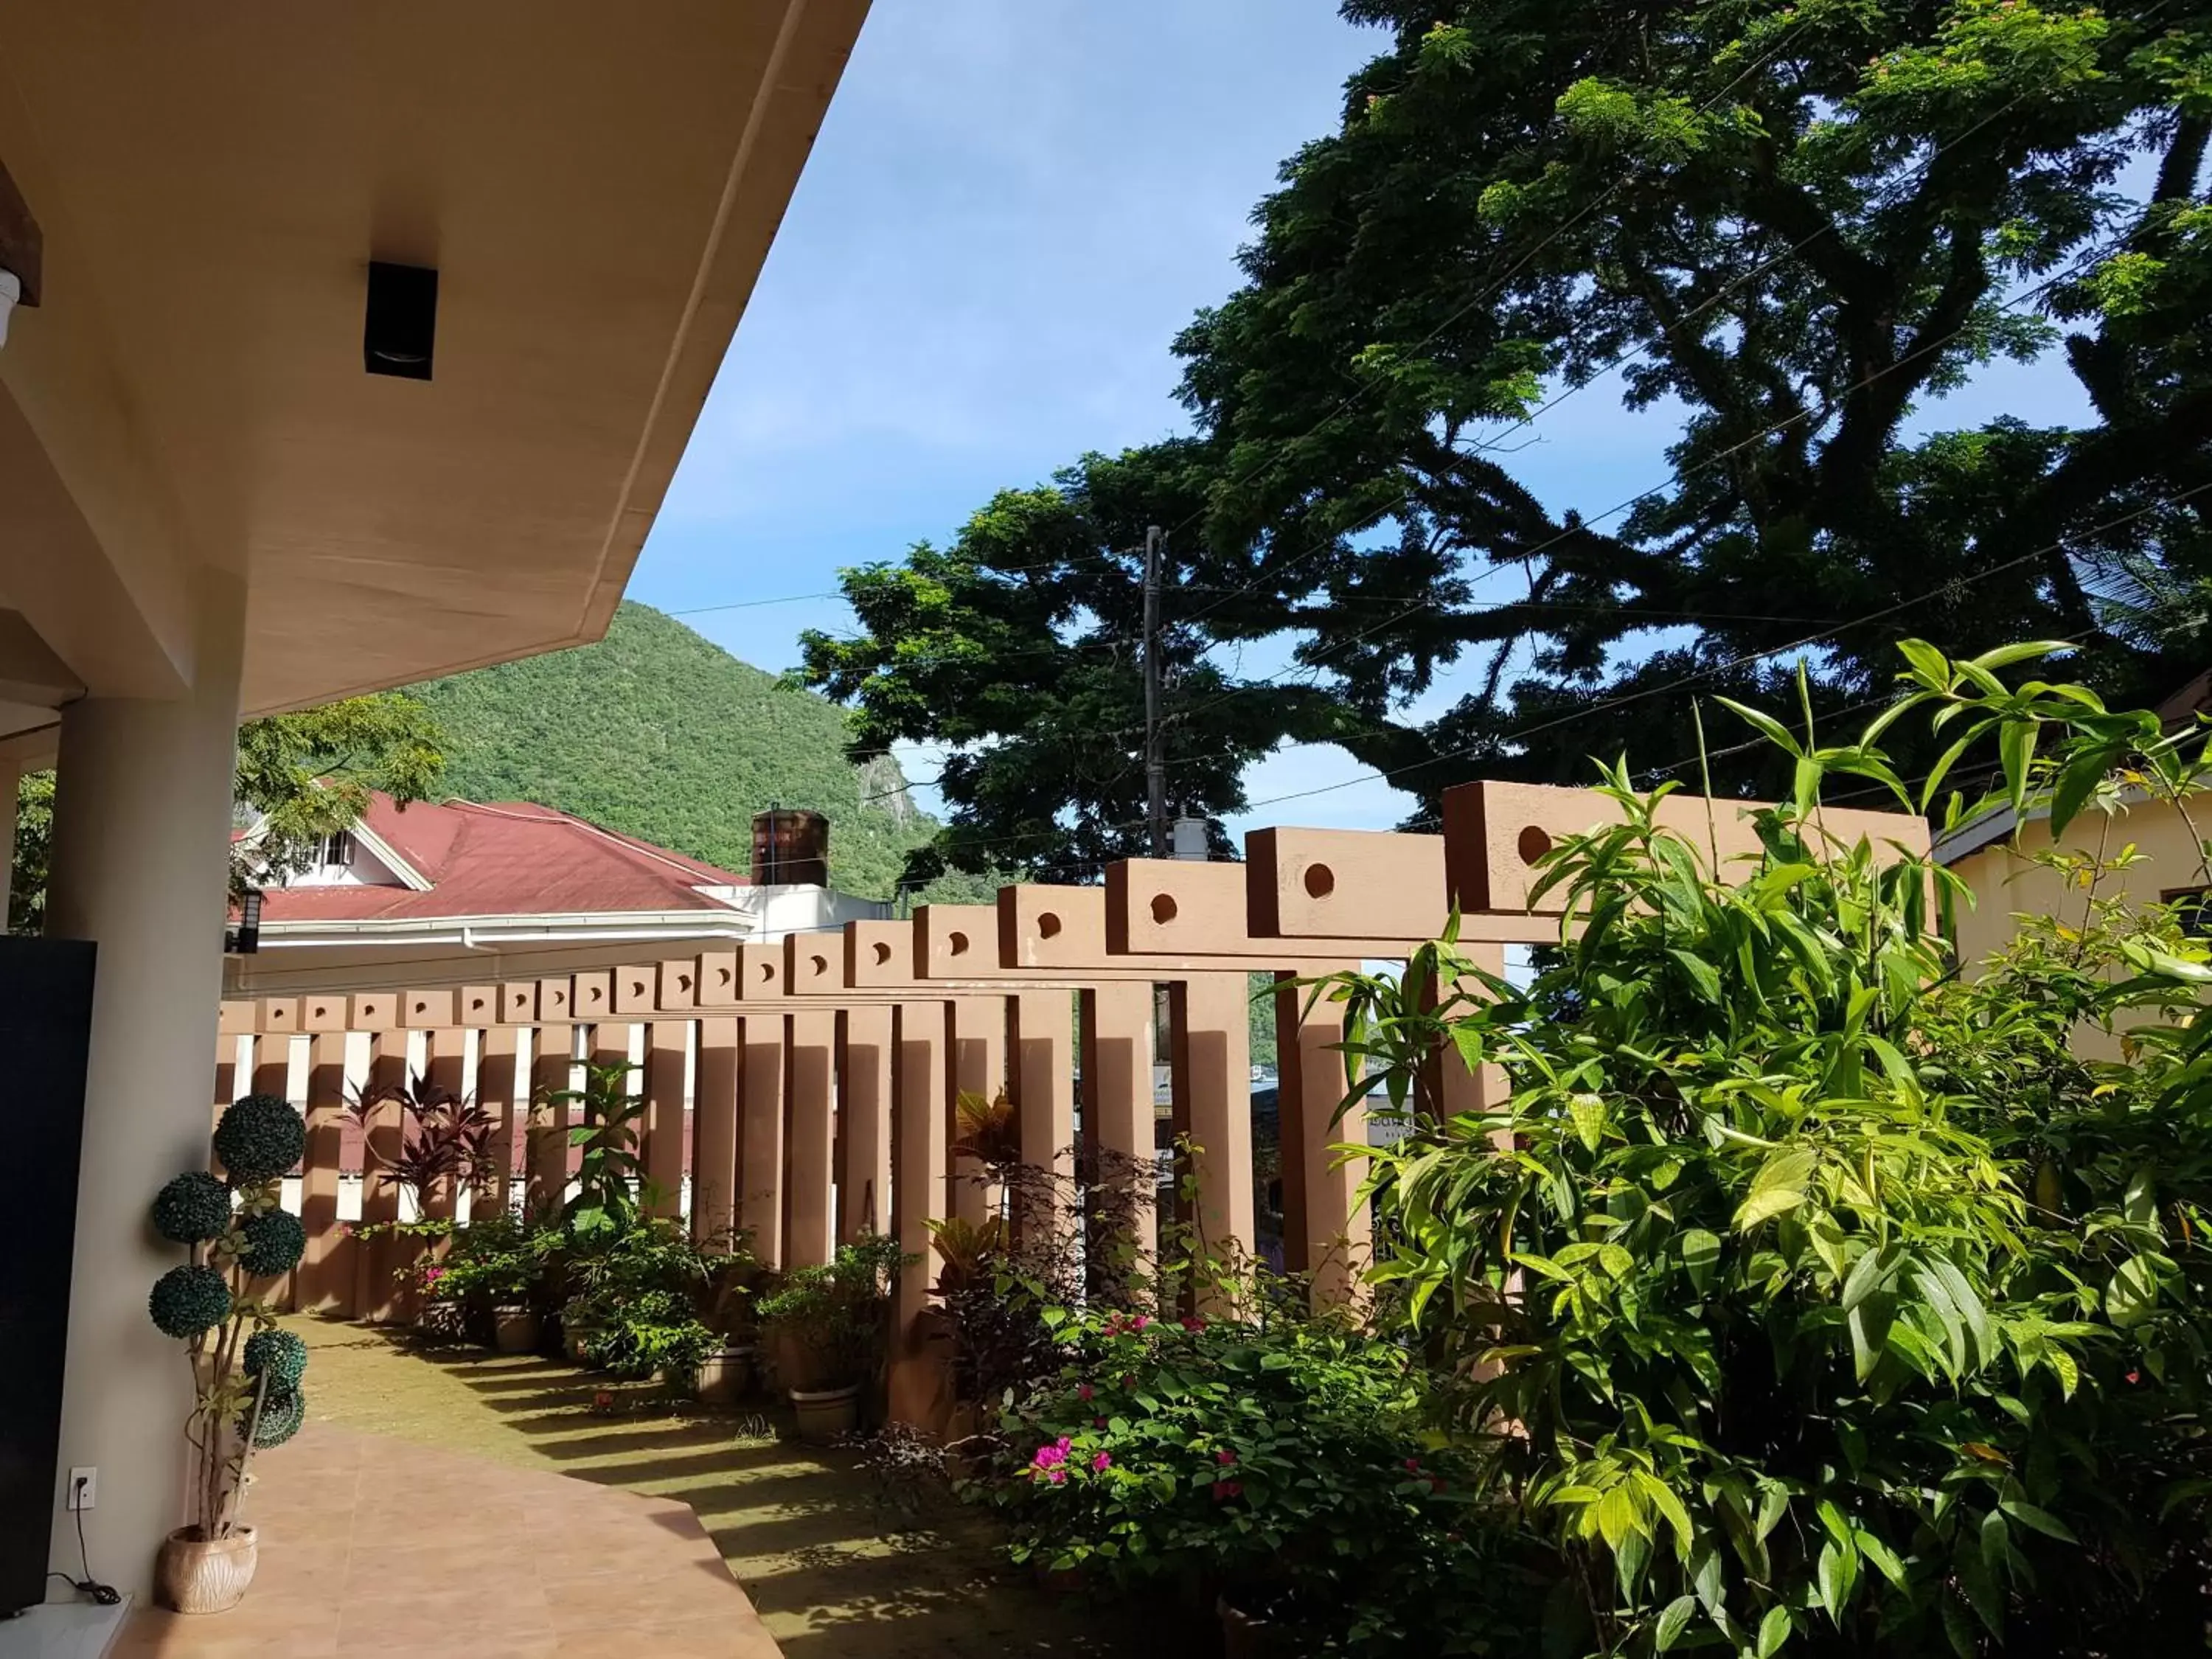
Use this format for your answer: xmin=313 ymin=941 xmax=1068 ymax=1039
xmin=1950 ymin=799 xmax=2211 ymax=967
xmin=1947 ymin=796 xmax=2211 ymax=1059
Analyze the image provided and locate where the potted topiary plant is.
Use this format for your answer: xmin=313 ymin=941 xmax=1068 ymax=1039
xmin=147 ymin=1093 xmax=310 ymax=1613
xmin=757 ymin=1232 xmax=906 ymax=1443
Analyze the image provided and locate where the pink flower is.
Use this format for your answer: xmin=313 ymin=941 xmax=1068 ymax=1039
xmin=1046 ymin=1468 xmax=1066 ymax=1485
xmin=1092 ymin=1452 xmax=1112 ymax=1472
xmin=1211 ymin=1480 xmax=1243 ymax=1501
xmin=1130 ymin=1315 xmax=1152 ymax=1332
xmin=1032 ymin=1436 xmax=1072 ymax=1471
xmin=1181 ymin=1315 xmax=1205 ymax=1332
xmin=1404 ymin=1457 xmax=1422 ymax=1472
xmin=1094 ymin=1417 xmax=1108 ymax=1429
xmin=1216 ymin=1448 xmax=1238 ymax=1466
xmin=2127 ymin=1368 xmax=2142 ymax=1385
xmin=1077 ymin=1384 xmax=1094 ymax=1401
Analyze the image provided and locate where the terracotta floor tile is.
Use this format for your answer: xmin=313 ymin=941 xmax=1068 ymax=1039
xmin=552 ymin=1613 xmax=779 ymax=1659
xmin=122 ymin=1422 xmax=779 ymax=1659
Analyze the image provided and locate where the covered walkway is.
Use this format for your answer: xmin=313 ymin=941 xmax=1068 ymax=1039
xmin=114 ymin=1416 xmax=778 ymax=1659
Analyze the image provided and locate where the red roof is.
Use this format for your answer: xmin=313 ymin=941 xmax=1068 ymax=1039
xmin=256 ymin=794 xmax=748 ymax=923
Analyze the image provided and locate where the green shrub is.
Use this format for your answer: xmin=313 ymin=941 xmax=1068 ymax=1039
xmin=1330 ymin=644 xmax=2212 ymax=1654
xmin=151 ymin=1172 xmax=232 ymax=1244
xmin=243 ymin=1388 xmax=306 ymax=1450
xmin=757 ymin=1232 xmax=908 ymax=1390
xmin=972 ymin=1304 xmax=1537 ymax=1652
xmin=561 ymin=1217 xmax=750 ymax=1383
xmin=212 ymin=1093 xmax=305 ymax=1186
xmin=149 ymin=1264 xmax=232 ymax=1338
xmin=243 ymin=1328 xmax=308 ymax=1391
xmin=237 ymin=1208 xmax=306 ymax=1278
xmin=428 ymin=1212 xmax=560 ymax=1315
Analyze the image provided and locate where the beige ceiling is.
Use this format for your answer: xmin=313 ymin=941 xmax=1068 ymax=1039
xmin=0 ymin=0 xmax=867 ymax=717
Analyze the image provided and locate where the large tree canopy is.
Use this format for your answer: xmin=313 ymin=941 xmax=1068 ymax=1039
xmin=809 ymin=0 xmax=2212 ymax=883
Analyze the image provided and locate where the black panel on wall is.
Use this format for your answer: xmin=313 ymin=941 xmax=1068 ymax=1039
xmin=0 ymin=938 xmax=97 ymax=1615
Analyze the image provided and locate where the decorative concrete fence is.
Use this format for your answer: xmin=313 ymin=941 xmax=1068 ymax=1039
xmin=212 ymin=781 xmax=1928 ymax=1425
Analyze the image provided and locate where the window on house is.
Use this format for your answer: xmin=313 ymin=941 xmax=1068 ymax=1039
xmin=2161 ymin=886 xmax=2210 ymax=937
xmin=316 ymin=830 xmax=356 ymax=869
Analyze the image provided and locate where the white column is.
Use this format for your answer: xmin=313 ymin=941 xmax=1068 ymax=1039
xmin=46 ymin=572 xmax=243 ymax=1601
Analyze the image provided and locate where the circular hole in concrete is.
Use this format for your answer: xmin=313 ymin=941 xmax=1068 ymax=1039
xmin=873 ymin=942 xmax=893 ymax=966
xmin=948 ymin=931 xmax=970 ymax=956
xmin=1303 ymin=863 xmax=1336 ymax=900
xmin=1037 ymin=911 xmax=1062 ymax=939
xmin=1151 ymin=894 xmax=1179 ymax=925
xmin=1518 ymin=825 xmax=1553 ymax=866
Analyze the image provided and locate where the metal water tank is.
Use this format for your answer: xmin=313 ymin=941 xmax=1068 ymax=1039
xmin=751 ymin=808 xmax=830 ymax=886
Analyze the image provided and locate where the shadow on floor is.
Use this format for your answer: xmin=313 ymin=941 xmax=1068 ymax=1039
xmin=285 ymin=1316 xmax=1199 ymax=1659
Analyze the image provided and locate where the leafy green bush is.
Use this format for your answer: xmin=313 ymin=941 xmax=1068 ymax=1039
xmin=561 ymin=1216 xmax=748 ymax=1383
xmin=1329 ymin=644 xmax=2212 ymax=1655
xmin=757 ymin=1233 xmax=908 ymax=1391
xmin=212 ymin=1093 xmax=305 ymax=1185
xmin=151 ymin=1171 xmax=232 ymax=1245
xmin=427 ymin=1211 xmax=560 ymax=1316
xmin=968 ymin=1298 xmax=1537 ymax=1653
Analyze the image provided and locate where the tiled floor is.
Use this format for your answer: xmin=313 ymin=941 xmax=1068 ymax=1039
xmin=111 ymin=1424 xmax=782 ymax=1658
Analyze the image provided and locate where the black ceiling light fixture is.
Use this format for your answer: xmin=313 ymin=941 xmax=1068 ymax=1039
xmin=363 ymin=260 xmax=437 ymax=380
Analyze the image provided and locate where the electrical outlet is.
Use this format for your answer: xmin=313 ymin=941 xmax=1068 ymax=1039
xmin=66 ymin=1467 xmax=95 ymax=1511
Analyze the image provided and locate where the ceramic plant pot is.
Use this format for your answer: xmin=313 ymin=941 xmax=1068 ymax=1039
xmin=790 ymin=1382 xmax=860 ymax=1444
xmin=156 ymin=1525 xmax=258 ymax=1614
xmin=491 ymin=1305 xmax=540 ymax=1354
xmin=695 ymin=1343 xmax=756 ymax=1406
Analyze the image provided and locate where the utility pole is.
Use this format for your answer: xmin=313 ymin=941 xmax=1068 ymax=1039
xmin=1141 ymin=524 xmax=1169 ymax=858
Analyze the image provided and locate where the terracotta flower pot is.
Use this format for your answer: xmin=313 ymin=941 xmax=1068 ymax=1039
xmin=695 ymin=1343 xmax=756 ymax=1406
xmin=156 ymin=1525 xmax=258 ymax=1614
xmin=492 ymin=1305 xmax=540 ymax=1354
xmin=790 ymin=1383 xmax=860 ymax=1444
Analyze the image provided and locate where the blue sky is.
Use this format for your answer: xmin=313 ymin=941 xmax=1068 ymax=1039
xmin=632 ymin=1 xmax=2102 ymax=841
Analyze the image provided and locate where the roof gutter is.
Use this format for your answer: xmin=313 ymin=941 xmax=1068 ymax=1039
xmin=253 ymin=908 xmax=756 ymax=947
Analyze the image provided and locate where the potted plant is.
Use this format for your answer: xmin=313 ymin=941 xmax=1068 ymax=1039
xmin=694 ymin=1235 xmax=762 ymax=1405
xmin=147 ymin=1093 xmax=310 ymax=1613
xmin=757 ymin=1232 xmax=907 ymax=1443
xmin=422 ymin=1211 xmax=555 ymax=1352
xmin=344 ymin=1071 xmax=496 ymax=1322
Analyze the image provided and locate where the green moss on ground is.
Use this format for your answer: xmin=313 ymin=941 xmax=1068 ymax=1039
xmin=285 ymin=1316 xmax=1202 ymax=1658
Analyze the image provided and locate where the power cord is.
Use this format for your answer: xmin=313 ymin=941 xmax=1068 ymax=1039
xmin=55 ymin=1475 xmax=119 ymax=1607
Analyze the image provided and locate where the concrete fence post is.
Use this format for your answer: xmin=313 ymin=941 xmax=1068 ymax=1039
xmin=740 ymin=1014 xmax=787 ymax=1267
xmin=1009 ymin=990 xmax=1074 ymax=1245
xmin=642 ymin=1019 xmax=689 ymax=1220
xmin=1273 ymin=968 xmax=1370 ymax=1309
xmin=836 ymin=1006 xmax=893 ymax=1242
xmin=692 ymin=1015 xmax=740 ymax=1245
xmin=1080 ymin=981 xmax=1158 ymax=1300
xmin=786 ymin=1008 xmax=836 ymax=1268
xmin=888 ymin=1000 xmax=949 ymax=1428
xmin=1167 ymin=974 xmax=1254 ymax=1301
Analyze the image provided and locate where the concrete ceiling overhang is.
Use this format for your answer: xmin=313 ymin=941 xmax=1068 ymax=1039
xmin=0 ymin=0 xmax=866 ymax=720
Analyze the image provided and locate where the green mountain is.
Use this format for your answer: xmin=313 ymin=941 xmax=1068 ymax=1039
xmin=405 ymin=601 xmax=931 ymax=900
